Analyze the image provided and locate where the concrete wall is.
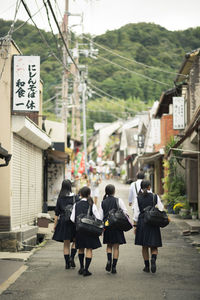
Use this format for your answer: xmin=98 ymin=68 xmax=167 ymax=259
xmin=155 ymin=114 xmax=179 ymax=151
xmin=0 ymin=42 xmax=19 ymax=229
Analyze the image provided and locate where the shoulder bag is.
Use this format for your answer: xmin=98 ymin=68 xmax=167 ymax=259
xmin=105 ymin=198 xmax=133 ymax=232
xmin=76 ymin=204 xmax=104 ymax=237
xmin=143 ymin=194 xmax=169 ymax=228
xmin=63 ymin=195 xmax=75 ymax=222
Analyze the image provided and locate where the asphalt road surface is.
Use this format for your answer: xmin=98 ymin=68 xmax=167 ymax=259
xmin=1 ymin=179 xmax=200 ymax=300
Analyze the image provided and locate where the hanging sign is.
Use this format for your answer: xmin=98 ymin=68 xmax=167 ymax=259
xmin=137 ymin=134 xmax=144 ymax=148
xmin=12 ymin=55 xmax=40 ymax=112
xmin=173 ymin=97 xmax=185 ymax=129
xmin=151 ymin=119 xmax=161 ymax=144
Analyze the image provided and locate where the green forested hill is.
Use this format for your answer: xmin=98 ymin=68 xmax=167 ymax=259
xmin=0 ymin=19 xmax=200 ymax=125
xmin=90 ymin=22 xmax=200 ymax=102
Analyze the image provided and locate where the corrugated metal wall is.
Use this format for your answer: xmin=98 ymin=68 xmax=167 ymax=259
xmin=11 ymin=134 xmax=43 ymax=230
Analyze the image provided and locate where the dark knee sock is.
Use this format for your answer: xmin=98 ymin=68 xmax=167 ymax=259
xmin=71 ymin=248 xmax=77 ymax=259
xmin=151 ymin=254 xmax=157 ymax=261
xmin=112 ymin=258 xmax=118 ymax=267
xmin=64 ymin=254 xmax=70 ymax=264
xmin=85 ymin=257 xmax=92 ymax=271
xmin=78 ymin=253 xmax=84 ymax=268
xmin=144 ymin=260 xmax=149 ymax=267
xmin=107 ymin=253 xmax=112 ymax=262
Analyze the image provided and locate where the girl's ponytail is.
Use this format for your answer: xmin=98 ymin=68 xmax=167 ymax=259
xmin=141 ymin=180 xmax=151 ymax=195
xmin=103 ymin=194 xmax=107 ymax=200
xmin=87 ymin=196 xmax=94 ymax=206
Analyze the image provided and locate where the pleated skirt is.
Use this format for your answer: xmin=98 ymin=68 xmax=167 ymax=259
xmin=135 ymin=213 xmax=162 ymax=247
xmin=103 ymin=227 xmax=126 ymax=245
xmin=75 ymin=231 xmax=102 ymax=249
xmin=52 ymin=216 xmax=76 ymax=242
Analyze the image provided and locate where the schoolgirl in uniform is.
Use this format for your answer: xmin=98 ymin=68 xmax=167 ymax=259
xmin=52 ymin=180 xmax=79 ymax=269
xmin=70 ymin=186 xmax=101 ymax=276
xmin=99 ymin=184 xmax=127 ymax=274
xmin=133 ymin=180 xmax=164 ymax=273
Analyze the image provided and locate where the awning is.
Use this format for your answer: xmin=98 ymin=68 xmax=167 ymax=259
xmin=167 ymin=108 xmax=200 ymax=157
xmin=155 ymin=87 xmax=181 ymax=118
xmin=48 ymin=149 xmax=69 ymax=162
xmin=175 ymin=49 xmax=200 ymax=84
xmin=138 ymin=152 xmax=163 ymax=163
xmin=12 ymin=115 xmax=51 ymax=150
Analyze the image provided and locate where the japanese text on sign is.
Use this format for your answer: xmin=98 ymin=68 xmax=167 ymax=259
xmin=13 ymin=56 xmax=40 ymax=111
xmin=173 ymin=97 xmax=185 ymax=130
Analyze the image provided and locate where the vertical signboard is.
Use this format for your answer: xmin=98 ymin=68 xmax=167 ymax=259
xmin=137 ymin=134 xmax=144 ymax=148
xmin=151 ymin=119 xmax=161 ymax=144
xmin=173 ymin=97 xmax=185 ymax=129
xmin=13 ymin=56 xmax=40 ymax=112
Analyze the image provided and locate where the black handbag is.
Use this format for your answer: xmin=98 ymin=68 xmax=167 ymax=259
xmin=76 ymin=204 xmax=104 ymax=237
xmin=63 ymin=195 xmax=75 ymax=222
xmin=106 ymin=198 xmax=133 ymax=232
xmin=143 ymin=194 xmax=169 ymax=228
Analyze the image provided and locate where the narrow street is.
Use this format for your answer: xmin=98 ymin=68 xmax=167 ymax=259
xmin=1 ymin=179 xmax=200 ymax=300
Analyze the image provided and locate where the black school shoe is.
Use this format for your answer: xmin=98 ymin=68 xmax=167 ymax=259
xmin=83 ymin=270 xmax=92 ymax=276
xmin=105 ymin=261 xmax=112 ymax=272
xmin=70 ymin=258 xmax=76 ymax=268
xmin=78 ymin=268 xmax=84 ymax=275
xmin=65 ymin=262 xmax=71 ymax=269
xmin=143 ymin=266 xmax=150 ymax=273
xmin=111 ymin=266 xmax=117 ymax=274
xmin=151 ymin=258 xmax=156 ymax=273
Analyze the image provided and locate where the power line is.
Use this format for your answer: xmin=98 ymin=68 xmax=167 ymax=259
xmin=43 ymin=92 xmax=62 ymax=105
xmin=82 ymin=34 xmax=187 ymax=78
xmin=0 ymin=0 xmax=21 ymax=81
xmin=42 ymin=0 xmax=62 ymax=57
xmin=89 ymin=85 xmax=136 ymax=113
xmin=20 ymin=0 xmax=73 ymax=76
xmin=87 ymin=109 xmax=120 ymax=120
xmin=13 ymin=2 xmax=46 ymax=33
xmin=98 ymin=55 xmax=171 ymax=87
xmin=46 ymin=0 xmax=79 ymax=72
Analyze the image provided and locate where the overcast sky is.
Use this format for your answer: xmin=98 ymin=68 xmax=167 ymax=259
xmin=1 ymin=0 xmax=200 ymax=36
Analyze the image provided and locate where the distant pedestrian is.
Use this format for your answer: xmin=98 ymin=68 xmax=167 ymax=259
xmin=52 ymin=180 xmax=80 ymax=269
xmin=75 ymin=173 xmax=89 ymax=193
xmin=128 ymin=171 xmax=145 ymax=207
xmin=105 ymin=165 xmax=110 ymax=179
xmin=99 ymin=184 xmax=127 ymax=274
xmin=89 ymin=167 xmax=101 ymax=205
xmin=133 ymin=180 xmax=164 ymax=273
xmin=70 ymin=186 xmax=101 ymax=276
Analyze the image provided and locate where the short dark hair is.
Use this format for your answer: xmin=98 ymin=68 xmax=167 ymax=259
xmin=137 ymin=172 xmax=145 ymax=179
xmin=141 ymin=180 xmax=151 ymax=194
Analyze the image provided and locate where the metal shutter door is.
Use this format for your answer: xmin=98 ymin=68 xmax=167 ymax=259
xmin=35 ymin=148 xmax=42 ymax=215
xmin=12 ymin=134 xmax=43 ymax=228
xmin=20 ymin=139 xmax=29 ymax=225
xmin=11 ymin=134 xmax=21 ymax=229
xmin=28 ymin=143 xmax=36 ymax=222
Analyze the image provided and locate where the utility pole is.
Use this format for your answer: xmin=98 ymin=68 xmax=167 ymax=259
xmin=70 ymin=44 xmax=81 ymax=141
xmin=81 ymin=72 xmax=88 ymax=173
xmin=61 ymin=0 xmax=69 ymax=147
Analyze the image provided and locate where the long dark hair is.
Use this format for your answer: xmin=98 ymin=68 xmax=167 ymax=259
xmin=103 ymin=184 xmax=115 ymax=200
xmin=59 ymin=179 xmax=72 ymax=197
xmin=141 ymin=180 xmax=151 ymax=195
xmin=80 ymin=186 xmax=93 ymax=205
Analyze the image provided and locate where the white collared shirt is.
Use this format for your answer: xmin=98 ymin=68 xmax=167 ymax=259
xmin=98 ymin=197 xmax=128 ymax=221
xmin=70 ymin=198 xmax=100 ymax=222
xmin=133 ymin=191 xmax=164 ymax=222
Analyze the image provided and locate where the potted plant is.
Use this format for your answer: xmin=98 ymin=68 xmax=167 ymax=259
xmin=191 ymin=211 xmax=198 ymax=220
